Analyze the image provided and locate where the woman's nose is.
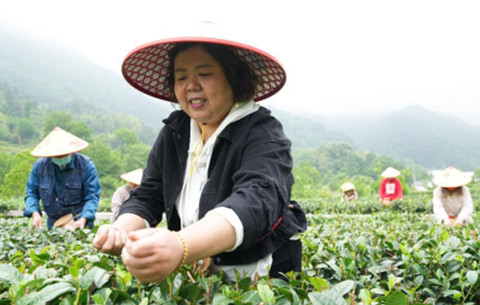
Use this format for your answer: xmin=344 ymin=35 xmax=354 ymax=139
xmin=186 ymin=76 xmax=200 ymax=91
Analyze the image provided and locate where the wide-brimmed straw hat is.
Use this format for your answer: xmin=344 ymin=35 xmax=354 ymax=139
xmin=341 ymin=182 xmax=356 ymax=192
xmin=433 ymin=166 xmax=472 ymax=188
xmin=381 ymin=167 xmax=401 ymax=178
xmin=31 ymin=127 xmax=89 ymax=158
xmin=121 ymin=36 xmax=286 ymax=103
xmin=120 ymin=168 xmax=144 ymax=186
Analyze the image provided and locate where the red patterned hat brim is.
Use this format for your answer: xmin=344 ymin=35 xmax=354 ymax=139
xmin=122 ymin=37 xmax=286 ymax=102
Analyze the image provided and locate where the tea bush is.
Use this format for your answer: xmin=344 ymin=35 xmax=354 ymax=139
xmin=1 ymin=209 xmax=480 ymax=304
xmin=298 ymin=193 xmax=433 ymax=215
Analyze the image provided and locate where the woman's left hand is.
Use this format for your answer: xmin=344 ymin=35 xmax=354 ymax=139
xmin=121 ymin=228 xmax=184 ymax=283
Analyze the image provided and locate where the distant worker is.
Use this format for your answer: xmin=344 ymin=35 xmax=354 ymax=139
xmin=341 ymin=182 xmax=358 ymax=202
xmin=24 ymin=127 xmax=101 ymax=229
xmin=379 ymin=166 xmax=403 ymax=206
xmin=111 ymin=168 xmax=143 ymax=222
xmin=432 ymin=166 xmax=473 ymax=226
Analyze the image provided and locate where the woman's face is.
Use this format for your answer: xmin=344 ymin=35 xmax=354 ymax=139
xmin=173 ymin=45 xmax=234 ymax=129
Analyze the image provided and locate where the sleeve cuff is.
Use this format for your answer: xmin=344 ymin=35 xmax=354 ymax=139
xmin=144 ymin=218 xmax=151 ymax=228
xmin=24 ymin=209 xmax=41 ymax=217
xmin=207 ymin=207 xmax=243 ymax=252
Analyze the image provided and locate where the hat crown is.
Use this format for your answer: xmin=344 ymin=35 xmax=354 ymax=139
xmin=433 ymin=166 xmax=471 ymax=187
xmin=381 ymin=167 xmax=400 ymax=178
xmin=120 ymin=168 xmax=144 ymax=185
xmin=341 ymin=182 xmax=355 ymax=191
xmin=31 ymin=127 xmax=88 ymax=157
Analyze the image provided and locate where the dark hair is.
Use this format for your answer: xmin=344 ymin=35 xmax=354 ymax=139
xmin=167 ymin=42 xmax=257 ymax=103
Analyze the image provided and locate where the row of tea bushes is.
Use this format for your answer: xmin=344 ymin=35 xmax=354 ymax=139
xmin=1 ymin=213 xmax=479 ymax=304
xmin=0 ymin=217 xmax=356 ymax=305
xmin=303 ymin=212 xmax=480 ymax=304
xmin=299 ymin=193 xmax=434 ymax=215
xmin=0 ymin=192 xmax=436 ymax=216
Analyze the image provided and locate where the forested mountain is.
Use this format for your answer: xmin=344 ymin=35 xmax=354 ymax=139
xmin=1 ymin=30 xmax=479 ymax=171
xmin=270 ymin=108 xmax=352 ymax=148
xmin=322 ymin=105 xmax=480 ymax=170
xmin=0 ymin=30 xmax=355 ymax=150
xmin=0 ymin=30 xmax=171 ymax=129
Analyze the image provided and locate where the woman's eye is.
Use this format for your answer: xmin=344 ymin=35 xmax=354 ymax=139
xmin=199 ymin=72 xmax=213 ymax=77
xmin=175 ymin=76 xmax=187 ymax=81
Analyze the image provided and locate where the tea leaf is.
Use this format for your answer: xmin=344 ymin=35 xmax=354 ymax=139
xmin=212 ymin=293 xmax=232 ymax=305
xmin=258 ymin=284 xmax=275 ymax=304
xmin=13 ymin=278 xmax=44 ymax=302
xmin=17 ymin=282 xmax=76 ymax=305
xmin=309 ymin=290 xmax=348 ymax=305
xmin=385 ymin=291 xmax=408 ymax=305
xmin=0 ymin=264 xmax=22 ymax=285
xmin=466 ymin=270 xmax=478 ymax=285
xmin=332 ymin=280 xmax=354 ymax=296
xmin=68 ymin=266 xmax=79 ymax=279
xmin=79 ymin=267 xmax=96 ymax=289
xmin=309 ymin=277 xmax=329 ymax=292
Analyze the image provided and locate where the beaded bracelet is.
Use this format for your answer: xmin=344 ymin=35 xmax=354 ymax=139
xmin=174 ymin=232 xmax=189 ymax=272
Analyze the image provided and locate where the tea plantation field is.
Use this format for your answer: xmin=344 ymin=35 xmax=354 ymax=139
xmin=1 ymin=198 xmax=479 ymax=304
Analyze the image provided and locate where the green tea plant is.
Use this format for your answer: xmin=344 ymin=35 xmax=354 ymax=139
xmin=299 ymin=193 xmax=432 ymax=215
xmin=303 ymin=212 xmax=480 ymax=304
xmin=1 ymin=210 xmax=479 ymax=304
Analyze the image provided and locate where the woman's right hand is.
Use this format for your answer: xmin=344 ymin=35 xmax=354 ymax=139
xmin=93 ymin=224 xmax=128 ymax=255
xmin=441 ymin=217 xmax=452 ymax=227
xmin=121 ymin=228 xmax=185 ymax=283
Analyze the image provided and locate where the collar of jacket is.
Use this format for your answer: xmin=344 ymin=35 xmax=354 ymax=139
xmin=162 ymin=107 xmax=271 ymax=142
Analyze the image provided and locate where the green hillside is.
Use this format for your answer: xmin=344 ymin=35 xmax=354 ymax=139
xmin=270 ymin=107 xmax=353 ymax=148
xmin=0 ymin=30 xmax=171 ymax=130
xmin=323 ymin=105 xmax=480 ymax=170
xmin=1 ymin=29 xmax=479 ymax=180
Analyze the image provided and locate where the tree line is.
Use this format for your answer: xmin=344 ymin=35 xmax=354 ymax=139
xmin=1 ymin=84 xmax=478 ymax=211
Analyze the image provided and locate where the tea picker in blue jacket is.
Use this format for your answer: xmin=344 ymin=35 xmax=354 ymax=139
xmin=24 ymin=127 xmax=101 ymax=230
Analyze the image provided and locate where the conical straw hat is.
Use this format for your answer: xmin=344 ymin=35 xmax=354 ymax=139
xmin=381 ymin=167 xmax=401 ymax=178
xmin=31 ymin=127 xmax=89 ymax=157
xmin=432 ymin=166 xmax=472 ymax=188
xmin=122 ymin=32 xmax=286 ymax=103
xmin=53 ymin=213 xmax=74 ymax=229
xmin=341 ymin=182 xmax=355 ymax=191
xmin=120 ymin=168 xmax=144 ymax=185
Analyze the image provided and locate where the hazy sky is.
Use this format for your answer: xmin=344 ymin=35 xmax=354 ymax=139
xmin=1 ymin=0 xmax=479 ymax=125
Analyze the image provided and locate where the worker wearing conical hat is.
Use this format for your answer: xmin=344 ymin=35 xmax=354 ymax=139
xmin=340 ymin=182 xmax=358 ymax=202
xmin=111 ymin=168 xmax=144 ymax=222
xmin=24 ymin=127 xmax=101 ymax=230
xmin=378 ymin=167 xmax=403 ymax=206
xmin=93 ymin=28 xmax=307 ymax=284
xmin=432 ymin=166 xmax=473 ymax=226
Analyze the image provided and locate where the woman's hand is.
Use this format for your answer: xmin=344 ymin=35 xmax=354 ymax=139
xmin=381 ymin=199 xmax=392 ymax=207
xmin=93 ymin=225 xmax=128 ymax=255
xmin=441 ymin=217 xmax=452 ymax=227
xmin=121 ymin=228 xmax=184 ymax=283
xmin=454 ymin=218 xmax=464 ymax=226
xmin=31 ymin=212 xmax=43 ymax=228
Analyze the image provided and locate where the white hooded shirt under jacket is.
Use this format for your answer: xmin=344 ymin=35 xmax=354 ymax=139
xmin=175 ymin=100 xmax=274 ymax=280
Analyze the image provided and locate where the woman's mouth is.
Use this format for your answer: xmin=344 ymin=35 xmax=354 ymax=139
xmin=190 ymin=98 xmax=206 ymax=105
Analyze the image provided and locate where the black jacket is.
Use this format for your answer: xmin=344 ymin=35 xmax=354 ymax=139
xmin=120 ymin=107 xmax=307 ymax=265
